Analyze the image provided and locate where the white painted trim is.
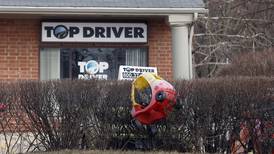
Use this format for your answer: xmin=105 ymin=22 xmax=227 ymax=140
xmin=0 ymin=6 xmax=208 ymax=15
xmin=168 ymin=14 xmax=194 ymax=26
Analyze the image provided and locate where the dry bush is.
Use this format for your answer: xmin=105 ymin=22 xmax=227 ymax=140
xmin=0 ymin=78 xmax=273 ymax=153
xmin=18 ymin=80 xmax=133 ymax=151
xmin=173 ymin=77 xmax=273 ymax=153
xmin=0 ymin=82 xmax=40 ymax=153
xmin=216 ymin=49 xmax=274 ymax=77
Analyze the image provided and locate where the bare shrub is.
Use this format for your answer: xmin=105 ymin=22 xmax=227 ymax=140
xmin=172 ymin=77 xmax=273 ymax=153
xmin=18 ymin=80 xmax=133 ymax=151
xmin=0 ymin=82 xmax=40 ymax=153
xmin=0 ymin=78 xmax=272 ymax=153
xmin=217 ymin=49 xmax=274 ymax=77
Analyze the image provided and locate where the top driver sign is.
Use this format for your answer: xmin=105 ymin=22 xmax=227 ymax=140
xmin=41 ymin=22 xmax=147 ymax=43
xmin=118 ymin=65 xmax=158 ymax=80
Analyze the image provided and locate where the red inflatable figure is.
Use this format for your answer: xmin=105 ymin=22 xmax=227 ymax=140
xmin=131 ymin=73 xmax=176 ymax=125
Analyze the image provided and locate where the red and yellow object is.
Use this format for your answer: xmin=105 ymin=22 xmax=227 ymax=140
xmin=131 ymin=73 xmax=176 ymax=125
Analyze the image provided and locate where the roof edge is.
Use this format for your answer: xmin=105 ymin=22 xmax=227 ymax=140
xmin=0 ymin=6 xmax=208 ymax=15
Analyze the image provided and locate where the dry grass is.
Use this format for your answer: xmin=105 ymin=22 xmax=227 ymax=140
xmin=28 ymin=150 xmax=191 ymax=154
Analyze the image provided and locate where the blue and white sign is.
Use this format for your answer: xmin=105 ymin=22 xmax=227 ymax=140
xmin=78 ymin=60 xmax=109 ymax=80
xmin=42 ymin=22 xmax=147 ymax=43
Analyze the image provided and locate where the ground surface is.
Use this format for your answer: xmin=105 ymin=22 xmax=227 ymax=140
xmin=29 ymin=150 xmax=189 ymax=154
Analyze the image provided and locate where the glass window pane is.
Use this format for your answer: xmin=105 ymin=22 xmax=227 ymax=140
xmin=61 ymin=48 xmax=127 ymax=80
xmin=40 ymin=48 xmax=60 ymax=80
xmin=60 ymin=49 xmax=70 ymax=79
xmin=125 ymin=48 xmax=147 ymax=66
xmin=41 ymin=47 xmax=147 ymax=80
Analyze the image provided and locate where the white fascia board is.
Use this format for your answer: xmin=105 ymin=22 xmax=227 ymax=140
xmin=169 ymin=14 xmax=195 ymax=26
xmin=0 ymin=6 xmax=208 ymax=16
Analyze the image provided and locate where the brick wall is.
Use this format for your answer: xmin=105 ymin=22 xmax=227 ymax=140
xmin=148 ymin=18 xmax=173 ymax=80
xmin=0 ymin=19 xmax=40 ymax=81
xmin=0 ymin=18 xmax=173 ymax=81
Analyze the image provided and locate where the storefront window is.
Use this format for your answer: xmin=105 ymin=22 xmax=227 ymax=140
xmin=40 ymin=48 xmax=147 ymax=80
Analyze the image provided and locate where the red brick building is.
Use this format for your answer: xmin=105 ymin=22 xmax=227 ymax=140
xmin=0 ymin=0 xmax=206 ymax=81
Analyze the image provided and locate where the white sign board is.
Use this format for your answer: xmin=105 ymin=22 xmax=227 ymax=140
xmin=41 ymin=22 xmax=147 ymax=43
xmin=118 ymin=65 xmax=157 ymax=80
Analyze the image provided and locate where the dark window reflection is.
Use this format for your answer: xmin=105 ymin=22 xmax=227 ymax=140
xmin=60 ymin=48 xmax=127 ymax=79
xmin=60 ymin=50 xmax=70 ymax=78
